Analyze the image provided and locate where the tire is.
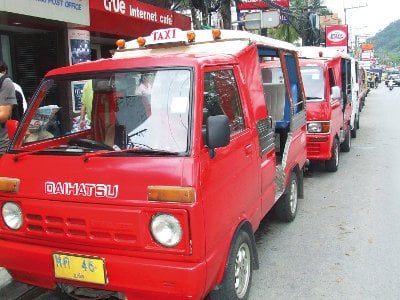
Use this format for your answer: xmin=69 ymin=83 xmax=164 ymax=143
xmin=356 ymin=114 xmax=360 ymax=129
xmin=325 ymin=138 xmax=339 ymax=172
xmin=351 ymin=125 xmax=357 ymax=138
xmin=208 ymin=230 xmax=253 ymax=300
xmin=274 ymin=171 xmax=298 ymax=222
xmin=341 ymin=129 xmax=351 ymax=152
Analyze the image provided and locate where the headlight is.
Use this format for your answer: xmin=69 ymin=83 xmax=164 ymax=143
xmin=307 ymin=122 xmax=330 ymax=133
xmin=2 ymin=202 xmax=23 ymax=230
xmin=150 ymin=213 xmax=182 ymax=247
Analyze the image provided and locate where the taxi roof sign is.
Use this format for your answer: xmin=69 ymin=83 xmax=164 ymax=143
xmin=146 ymin=28 xmax=187 ymax=46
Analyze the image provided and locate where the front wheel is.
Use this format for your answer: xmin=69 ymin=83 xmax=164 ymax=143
xmin=274 ymin=171 xmax=298 ymax=222
xmin=325 ymin=138 xmax=339 ymax=172
xmin=207 ymin=231 xmax=253 ymax=300
xmin=341 ymin=129 xmax=351 ymax=152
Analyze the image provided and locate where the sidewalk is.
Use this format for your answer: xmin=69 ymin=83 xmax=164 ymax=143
xmin=0 ymin=268 xmax=12 ymax=289
xmin=0 ymin=267 xmax=44 ymax=299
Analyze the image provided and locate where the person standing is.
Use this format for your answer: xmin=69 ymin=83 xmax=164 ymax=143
xmin=136 ymin=74 xmax=152 ymax=96
xmin=11 ymin=81 xmax=27 ymax=121
xmin=0 ymin=61 xmax=17 ymax=153
xmin=79 ymin=79 xmax=93 ymax=130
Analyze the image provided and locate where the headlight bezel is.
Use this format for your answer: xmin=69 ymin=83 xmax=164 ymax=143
xmin=150 ymin=213 xmax=183 ymax=248
xmin=307 ymin=121 xmax=330 ymax=134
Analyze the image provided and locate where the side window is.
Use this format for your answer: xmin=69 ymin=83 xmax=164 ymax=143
xmin=284 ymin=53 xmax=304 ymax=113
xmin=203 ymin=69 xmax=245 ymax=136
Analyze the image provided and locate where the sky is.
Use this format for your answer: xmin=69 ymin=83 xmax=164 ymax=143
xmin=323 ymin=0 xmax=400 ymax=38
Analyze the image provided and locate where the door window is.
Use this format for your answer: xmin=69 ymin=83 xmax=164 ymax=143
xmin=203 ymin=69 xmax=245 ymax=136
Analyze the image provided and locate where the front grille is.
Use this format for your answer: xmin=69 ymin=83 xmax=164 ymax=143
xmin=21 ymin=202 xmax=141 ymax=250
xmin=307 ymin=144 xmax=321 ymax=156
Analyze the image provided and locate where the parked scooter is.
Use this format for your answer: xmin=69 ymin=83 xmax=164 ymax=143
xmin=388 ymin=77 xmax=394 ymax=91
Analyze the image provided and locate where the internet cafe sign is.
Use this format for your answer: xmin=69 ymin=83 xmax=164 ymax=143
xmin=94 ymin=0 xmax=175 ymax=26
xmin=326 ymin=25 xmax=348 ymax=53
xmin=0 ymin=0 xmax=89 ymax=26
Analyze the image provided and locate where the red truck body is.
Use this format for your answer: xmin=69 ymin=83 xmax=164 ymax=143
xmin=297 ymin=47 xmax=353 ymax=172
xmin=0 ymin=29 xmax=306 ymax=299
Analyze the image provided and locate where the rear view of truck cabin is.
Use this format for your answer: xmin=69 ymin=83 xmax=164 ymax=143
xmin=0 ymin=29 xmax=306 ymax=299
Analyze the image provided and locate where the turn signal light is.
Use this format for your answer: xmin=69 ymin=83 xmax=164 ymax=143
xmin=148 ymin=186 xmax=195 ymax=203
xmin=0 ymin=177 xmax=20 ymax=193
xmin=116 ymin=39 xmax=126 ymax=49
xmin=187 ymin=31 xmax=196 ymax=43
xmin=320 ymin=122 xmax=330 ymax=133
xmin=212 ymin=29 xmax=221 ymax=40
xmin=137 ymin=36 xmax=146 ymax=47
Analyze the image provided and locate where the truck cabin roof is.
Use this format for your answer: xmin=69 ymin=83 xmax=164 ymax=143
xmin=46 ymin=29 xmax=298 ymax=78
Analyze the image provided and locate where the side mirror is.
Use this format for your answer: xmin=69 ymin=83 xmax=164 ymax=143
xmin=330 ymin=86 xmax=341 ymax=100
xmin=205 ymin=115 xmax=230 ymax=158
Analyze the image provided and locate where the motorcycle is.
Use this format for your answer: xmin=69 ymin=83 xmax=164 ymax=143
xmin=388 ymin=79 xmax=394 ymax=91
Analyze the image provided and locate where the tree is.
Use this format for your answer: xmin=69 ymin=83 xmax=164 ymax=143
xmin=266 ymin=0 xmax=327 ymax=44
xmin=169 ymin=0 xmax=230 ymax=29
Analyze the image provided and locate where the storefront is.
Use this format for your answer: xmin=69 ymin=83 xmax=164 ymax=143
xmin=0 ymin=0 xmax=191 ymax=101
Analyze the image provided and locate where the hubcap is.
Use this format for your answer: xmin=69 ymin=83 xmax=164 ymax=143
xmin=289 ymin=178 xmax=298 ymax=214
xmin=235 ymin=243 xmax=251 ymax=298
xmin=334 ymin=141 xmax=339 ymax=167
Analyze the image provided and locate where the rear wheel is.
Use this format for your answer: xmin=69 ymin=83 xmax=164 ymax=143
xmin=325 ymin=138 xmax=339 ymax=172
xmin=208 ymin=230 xmax=253 ymax=300
xmin=274 ymin=171 xmax=298 ymax=222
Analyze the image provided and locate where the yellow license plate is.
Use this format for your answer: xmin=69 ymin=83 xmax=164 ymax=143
xmin=53 ymin=253 xmax=107 ymax=285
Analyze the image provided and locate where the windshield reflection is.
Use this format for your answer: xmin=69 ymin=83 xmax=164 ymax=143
xmin=300 ymin=67 xmax=325 ymax=101
xmin=18 ymin=69 xmax=192 ymax=154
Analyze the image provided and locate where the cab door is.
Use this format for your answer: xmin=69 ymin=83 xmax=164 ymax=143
xmin=199 ymin=65 xmax=260 ymax=254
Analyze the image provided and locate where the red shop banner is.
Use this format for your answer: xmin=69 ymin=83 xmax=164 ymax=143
xmin=237 ymin=0 xmax=289 ymax=11
xmin=87 ymin=0 xmax=191 ymax=38
xmin=325 ymin=25 xmax=348 ymax=48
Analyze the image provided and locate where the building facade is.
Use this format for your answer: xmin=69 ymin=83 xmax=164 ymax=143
xmin=0 ymin=0 xmax=190 ymax=101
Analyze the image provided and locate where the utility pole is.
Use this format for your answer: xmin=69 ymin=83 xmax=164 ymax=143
xmin=344 ymin=2 xmax=368 ymax=25
xmin=343 ymin=2 xmax=368 ymax=53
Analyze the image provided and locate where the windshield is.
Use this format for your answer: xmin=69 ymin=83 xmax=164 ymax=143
xmin=300 ymin=66 xmax=325 ymax=101
xmin=15 ymin=69 xmax=192 ymax=154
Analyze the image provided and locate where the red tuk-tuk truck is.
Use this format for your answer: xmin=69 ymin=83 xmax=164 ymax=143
xmin=297 ymin=47 xmax=353 ymax=172
xmin=0 ymin=29 xmax=307 ymax=299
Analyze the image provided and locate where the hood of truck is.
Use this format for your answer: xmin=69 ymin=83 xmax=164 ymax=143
xmin=0 ymin=153 xmax=196 ymax=255
xmin=306 ymin=100 xmax=331 ymax=122
xmin=0 ymin=154 xmax=194 ymax=204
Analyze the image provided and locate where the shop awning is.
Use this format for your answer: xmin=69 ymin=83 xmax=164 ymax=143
xmin=86 ymin=0 xmax=191 ymax=39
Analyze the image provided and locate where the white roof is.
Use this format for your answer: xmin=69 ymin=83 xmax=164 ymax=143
xmin=297 ymin=46 xmax=352 ymax=60
xmin=113 ymin=29 xmax=297 ymax=59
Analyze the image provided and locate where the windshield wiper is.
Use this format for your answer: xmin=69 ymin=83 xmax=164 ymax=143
xmin=82 ymin=147 xmax=180 ymax=162
xmin=12 ymin=146 xmax=79 ymax=161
